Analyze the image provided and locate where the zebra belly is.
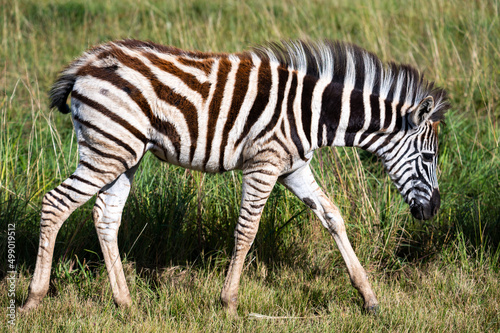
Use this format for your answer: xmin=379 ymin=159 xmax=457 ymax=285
xmin=148 ymin=139 xmax=244 ymax=173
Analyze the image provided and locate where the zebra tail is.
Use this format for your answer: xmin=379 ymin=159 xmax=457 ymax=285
xmin=49 ymin=70 xmax=77 ymax=114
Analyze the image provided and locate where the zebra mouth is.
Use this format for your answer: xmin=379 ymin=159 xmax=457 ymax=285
xmin=410 ymin=189 xmax=441 ymax=220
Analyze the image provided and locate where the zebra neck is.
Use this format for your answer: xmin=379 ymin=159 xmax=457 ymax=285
xmin=314 ymin=81 xmax=406 ymax=153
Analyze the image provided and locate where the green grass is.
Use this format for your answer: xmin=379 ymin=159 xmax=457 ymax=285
xmin=1 ymin=0 xmax=499 ymax=331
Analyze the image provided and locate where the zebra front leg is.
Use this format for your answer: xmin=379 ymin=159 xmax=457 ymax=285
xmin=21 ymin=165 xmax=123 ymax=312
xmin=93 ymin=164 xmax=139 ymax=307
xmin=279 ymin=165 xmax=379 ymax=313
xmin=221 ymin=164 xmax=279 ymax=315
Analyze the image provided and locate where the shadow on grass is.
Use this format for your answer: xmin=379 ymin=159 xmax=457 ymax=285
xmin=1 ymin=174 xmax=499 ymax=282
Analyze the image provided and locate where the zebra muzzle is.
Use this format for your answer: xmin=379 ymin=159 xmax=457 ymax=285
xmin=410 ymin=189 xmax=440 ymax=220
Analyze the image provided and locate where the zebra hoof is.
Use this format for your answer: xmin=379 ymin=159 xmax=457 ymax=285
xmin=114 ymin=295 xmax=132 ymax=308
xmin=364 ymin=304 xmax=379 ymax=315
xmin=221 ymin=299 xmax=238 ymax=318
xmin=19 ymin=297 xmax=42 ymax=314
xmin=224 ymin=308 xmax=239 ymax=319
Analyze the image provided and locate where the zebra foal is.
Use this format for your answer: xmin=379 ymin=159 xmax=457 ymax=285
xmin=21 ymin=39 xmax=449 ymax=314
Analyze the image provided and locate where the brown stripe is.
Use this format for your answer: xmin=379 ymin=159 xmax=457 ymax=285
xmin=111 ymin=47 xmax=199 ymax=162
xmin=234 ymin=61 xmax=272 ymax=147
xmin=114 ymin=40 xmax=221 ymax=60
xmin=76 ymin=64 xmax=181 ymax=159
xmin=203 ymin=58 xmax=232 ymax=170
xmin=152 ymin=128 xmax=181 ymax=162
xmin=177 ymin=57 xmax=214 ymax=76
xmin=241 ymin=206 xmax=258 ymax=216
xmin=73 ymin=114 xmax=137 ymax=159
xmin=43 ymin=197 xmax=60 ymax=210
xmin=246 ymin=182 xmax=271 ymax=194
xmin=250 ymin=177 xmax=271 ymax=187
xmin=60 ymin=183 xmax=92 ymax=197
xmin=53 ymin=187 xmax=77 ymax=203
xmin=247 ymin=159 xmax=281 ymax=170
xmin=69 ymin=174 xmax=100 ymax=188
xmin=71 ymin=91 xmax=147 ymax=144
xmin=255 ymin=66 xmax=289 ymax=141
xmin=144 ymin=52 xmax=210 ymax=99
xmin=270 ymin=134 xmax=291 ymax=157
xmin=248 ymin=147 xmax=282 ymax=163
xmin=286 ymin=72 xmax=306 ymax=160
xmin=243 ymin=148 xmax=282 ymax=166
xmin=79 ymin=160 xmax=116 ymax=175
xmin=46 ymin=191 xmax=69 ymax=209
xmin=236 ymin=222 xmax=253 ymax=232
xmin=239 ymin=214 xmax=253 ymax=223
xmin=78 ymin=141 xmax=129 ymax=170
xmin=243 ymin=169 xmax=276 ymax=176
xmin=250 ymin=203 xmax=265 ymax=209
xmin=218 ymin=57 xmax=253 ymax=171
xmin=94 ymin=202 xmax=104 ymax=212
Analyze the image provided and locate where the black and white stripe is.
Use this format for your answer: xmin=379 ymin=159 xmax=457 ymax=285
xmin=22 ymin=39 xmax=449 ymax=313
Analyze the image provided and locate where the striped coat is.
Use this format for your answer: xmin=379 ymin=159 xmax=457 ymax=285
xmin=22 ymin=39 xmax=449 ymax=314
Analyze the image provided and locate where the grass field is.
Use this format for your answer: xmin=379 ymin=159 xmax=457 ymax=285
xmin=1 ymin=0 xmax=499 ymax=331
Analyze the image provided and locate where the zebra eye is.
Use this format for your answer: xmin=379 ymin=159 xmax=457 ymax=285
xmin=421 ymin=152 xmax=434 ymax=162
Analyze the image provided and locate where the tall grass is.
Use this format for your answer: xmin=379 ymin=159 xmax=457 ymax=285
xmin=1 ymin=0 xmax=499 ymax=331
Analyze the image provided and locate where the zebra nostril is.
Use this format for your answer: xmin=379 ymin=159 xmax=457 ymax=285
xmin=431 ymin=189 xmax=441 ymax=217
xmin=410 ymin=205 xmax=424 ymax=220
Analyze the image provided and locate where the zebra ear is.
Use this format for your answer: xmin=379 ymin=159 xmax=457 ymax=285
xmin=410 ymin=96 xmax=435 ymax=126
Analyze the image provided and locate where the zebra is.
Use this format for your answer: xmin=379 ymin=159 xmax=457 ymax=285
xmin=21 ymin=39 xmax=449 ymax=314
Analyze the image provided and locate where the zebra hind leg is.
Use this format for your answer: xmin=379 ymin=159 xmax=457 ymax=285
xmin=279 ymin=165 xmax=379 ymax=313
xmin=220 ymin=162 xmax=280 ymax=315
xmin=92 ymin=164 xmax=140 ymax=307
xmin=20 ymin=163 xmax=128 ymax=313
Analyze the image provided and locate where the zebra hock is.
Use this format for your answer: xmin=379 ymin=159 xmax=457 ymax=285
xmin=21 ymin=39 xmax=449 ymax=314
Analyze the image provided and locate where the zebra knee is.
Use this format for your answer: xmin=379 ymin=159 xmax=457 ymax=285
xmin=96 ymin=222 xmax=119 ymax=243
xmin=321 ymin=210 xmax=346 ymax=235
xmin=93 ymin=208 xmax=119 ymax=244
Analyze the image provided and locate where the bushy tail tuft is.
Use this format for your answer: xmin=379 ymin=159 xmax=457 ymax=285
xmin=49 ymin=42 xmax=114 ymax=114
xmin=49 ymin=72 xmax=76 ymax=114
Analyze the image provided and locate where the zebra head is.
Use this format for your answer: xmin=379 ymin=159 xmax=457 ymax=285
xmin=381 ymin=96 xmax=443 ymax=220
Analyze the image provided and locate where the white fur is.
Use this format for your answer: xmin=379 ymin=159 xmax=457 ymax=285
xmin=223 ymin=54 xmax=261 ymax=170
xmin=333 ymin=47 xmax=356 ymax=146
xmin=247 ymin=62 xmax=280 ymax=144
xmin=353 ymin=53 xmax=376 ymax=146
xmin=310 ymin=78 xmax=331 ymax=149
xmin=293 ymin=71 xmax=312 ymax=153
xmin=192 ymin=59 xmax=219 ymax=168
xmin=205 ymin=57 xmax=241 ymax=171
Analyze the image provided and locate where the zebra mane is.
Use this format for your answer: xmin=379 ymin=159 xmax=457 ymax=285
xmin=251 ymin=40 xmax=449 ymax=122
